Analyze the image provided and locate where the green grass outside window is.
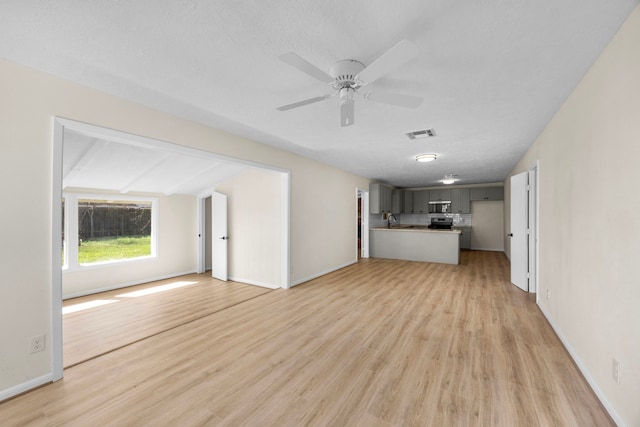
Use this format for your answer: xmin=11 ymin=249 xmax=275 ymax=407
xmin=78 ymin=236 xmax=152 ymax=264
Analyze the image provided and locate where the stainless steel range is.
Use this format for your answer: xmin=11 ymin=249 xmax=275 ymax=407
xmin=428 ymin=217 xmax=453 ymax=230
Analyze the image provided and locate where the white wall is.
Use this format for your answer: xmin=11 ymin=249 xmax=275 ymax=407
xmin=0 ymin=59 xmax=369 ymax=396
xmin=62 ymin=192 xmax=197 ymax=298
xmin=470 ymin=201 xmax=504 ymax=251
xmin=216 ymin=169 xmax=282 ymax=288
xmin=505 ymin=5 xmax=640 ymax=425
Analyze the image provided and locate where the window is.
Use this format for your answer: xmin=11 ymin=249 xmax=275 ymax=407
xmin=62 ymin=194 xmax=157 ymax=269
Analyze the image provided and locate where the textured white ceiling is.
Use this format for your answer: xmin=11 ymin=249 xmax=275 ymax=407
xmin=1 ymin=0 xmax=638 ymax=187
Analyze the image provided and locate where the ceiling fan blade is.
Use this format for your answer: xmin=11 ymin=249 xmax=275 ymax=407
xmin=276 ymin=95 xmax=330 ymax=111
xmin=340 ymin=99 xmax=355 ymax=127
xmin=365 ymin=90 xmax=423 ymax=109
xmin=278 ymin=52 xmax=334 ymax=83
xmin=356 ymin=40 xmax=418 ymax=84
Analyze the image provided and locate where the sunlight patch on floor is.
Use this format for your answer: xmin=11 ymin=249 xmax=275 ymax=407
xmin=115 ymin=281 xmax=198 ymax=298
xmin=63 ymin=299 xmax=118 ymax=314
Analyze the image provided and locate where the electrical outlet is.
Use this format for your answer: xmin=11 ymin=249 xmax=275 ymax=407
xmin=612 ymin=359 xmax=621 ymax=384
xmin=29 ymin=335 xmax=46 ymax=354
xmin=546 ymin=289 xmax=550 ymax=300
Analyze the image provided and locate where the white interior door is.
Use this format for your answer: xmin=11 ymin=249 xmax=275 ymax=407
xmin=510 ymin=172 xmax=528 ymax=291
xmin=212 ymin=191 xmax=228 ymax=281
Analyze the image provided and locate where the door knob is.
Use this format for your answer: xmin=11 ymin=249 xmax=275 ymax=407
xmin=508 ymin=233 xmax=513 ymax=237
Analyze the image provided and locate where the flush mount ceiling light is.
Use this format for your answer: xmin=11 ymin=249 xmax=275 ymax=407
xmin=415 ymin=153 xmax=437 ymax=162
xmin=442 ymin=174 xmax=457 ymax=184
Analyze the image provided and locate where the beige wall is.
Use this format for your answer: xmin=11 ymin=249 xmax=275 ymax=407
xmin=62 ymin=192 xmax=197 ymax=298
xmin=216 ymin=168 xmax=282 ymax=288
xmin=0 ymin=59 xmax=369 ymax=395
xmin=505 ymin=5 xmax=640 ymax=424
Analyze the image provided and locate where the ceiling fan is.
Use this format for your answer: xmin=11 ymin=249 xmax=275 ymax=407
xmin=276 ymin=40 xmax=423 ymax=127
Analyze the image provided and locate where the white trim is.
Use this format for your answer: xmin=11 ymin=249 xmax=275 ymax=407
xmin=290 ymin=260 xmax=357 ymax=287
xmin=470 ymin=247 xmax=504 ymax=252
xmin=528 ymin=161 xmax=539 ymax=294
xmin=228 ymin=277 xmax=279 ymax=289
xmin=52 ymin=119 xmax=64 ymax=382
xmin=62 ymin=270 xmax=197 ymax=300
xmin=0 ymin=374 xmax=53 ymax=403
xmin=537 ymin=304 xmax=624 ymax=426
xmin=281 ymin=172 xmax=291 ymax=288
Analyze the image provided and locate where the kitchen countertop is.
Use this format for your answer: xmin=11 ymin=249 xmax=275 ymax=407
xmin=372 ymin=225 xmax=461 ymax=234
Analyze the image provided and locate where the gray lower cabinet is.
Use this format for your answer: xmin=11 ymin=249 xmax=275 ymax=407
xmin=469 ymin=187 xmax=504 ymax=201
xmin=457 ymin=227 xmax=471 ymax=249
xmin=412 ymin=190 xmax=429 ymax=213
xmin=450 ymin=188 xmax=470 ymax=214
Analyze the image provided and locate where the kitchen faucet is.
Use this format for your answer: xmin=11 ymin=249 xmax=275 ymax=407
xmin=387 ymin=213 xmax=398 ymax=228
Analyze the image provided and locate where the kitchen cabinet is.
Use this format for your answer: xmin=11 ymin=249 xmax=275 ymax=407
xmin=391 ymin=189 xmax=404 ymax=213
xmin=402 ymin=190 xmax=413 ymax=213
xmin=369 ymin=183 xmax=393 ymax=214
xmin=451 ymin=188 xmax=471 ymax=214
xmin=412 ymin=190 xmax=430 ymax=213
xmin=370 ymin=227 xmax=460 ymax=264
xmin=457 ymin=227 xmax=471 ymax=249
xmin=429 ymin=189 xmax=451 ymax=201
xmin=470 ymin=186 xmax=504 ymax=201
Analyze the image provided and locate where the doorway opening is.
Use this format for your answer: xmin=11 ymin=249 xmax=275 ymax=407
xmin=52 ymin=117 xmax=290 ymax=381
xmin=357 ymin=188 xmax=369 ymax=259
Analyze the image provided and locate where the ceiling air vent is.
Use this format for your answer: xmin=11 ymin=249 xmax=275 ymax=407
xmin=405 ymin=128 xmax=436 ymax=140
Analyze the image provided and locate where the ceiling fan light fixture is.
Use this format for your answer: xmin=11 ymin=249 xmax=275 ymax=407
xmin=415 ymin=153 xmax=437 ymax=162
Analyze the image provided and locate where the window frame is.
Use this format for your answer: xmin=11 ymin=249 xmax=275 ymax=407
xmin=62 ymin=192 xmax=158 ymax=271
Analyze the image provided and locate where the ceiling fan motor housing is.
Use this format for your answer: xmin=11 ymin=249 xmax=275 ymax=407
xmin=329 ymin=59 xmax=365 ymax=89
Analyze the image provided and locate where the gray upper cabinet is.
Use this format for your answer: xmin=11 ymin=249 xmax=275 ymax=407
xmin=402 ymin=190 xmax=413 ymax=214
xmin=429 ymin=189 xmax=451 ymax=201
xmin=470 ymin=186 xmax=504 ymax=201
xmin=370 ymin=183 xmax=393 ymax=214
xmin=451 ymin=188 xmax=471 ymax=214
xmin=412 ymin=190 xmax=430 ymax=213
xmin=391 ymin=189 xmax=404 ymax=214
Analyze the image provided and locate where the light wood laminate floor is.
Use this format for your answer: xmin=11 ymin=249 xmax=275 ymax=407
xmin=1 ymin=252 xmax=613 ymax=426
xmin=63 ymin=273 xmax=273 ymax=367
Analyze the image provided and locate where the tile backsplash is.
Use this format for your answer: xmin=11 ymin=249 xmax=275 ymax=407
xmin=369 ymin=213 xmax=472 ymax=227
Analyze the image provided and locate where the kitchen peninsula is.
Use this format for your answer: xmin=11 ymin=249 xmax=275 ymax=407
xmin=370 ymin=225 xmax=461 ymax=265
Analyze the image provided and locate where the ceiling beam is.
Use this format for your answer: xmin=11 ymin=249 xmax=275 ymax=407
xmin=62 ymin=139 xmax=106 ymax=189
xmin=163 ymin=163 xmax=221 ymax=196
xmin=119 ymin=153 xmax=171 ymax=194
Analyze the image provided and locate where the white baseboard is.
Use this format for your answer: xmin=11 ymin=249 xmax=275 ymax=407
xmin=290 ymin=259 xmax=357 ymax=287
xmin=470 ymin=247 xmax=504 ymax=252
xmin=0 ymin=373 xmax=52 ymax=403
xmin=537 ymin=304 xmax=624 ymax=427
xmin=62 ymin=270 xmax=197 ymax=299
xmin=228 ymin=276 xmax=279 ymax=289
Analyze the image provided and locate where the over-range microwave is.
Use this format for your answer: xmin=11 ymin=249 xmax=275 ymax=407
xmin=428 ymin=201 xmax=452 ymax=214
